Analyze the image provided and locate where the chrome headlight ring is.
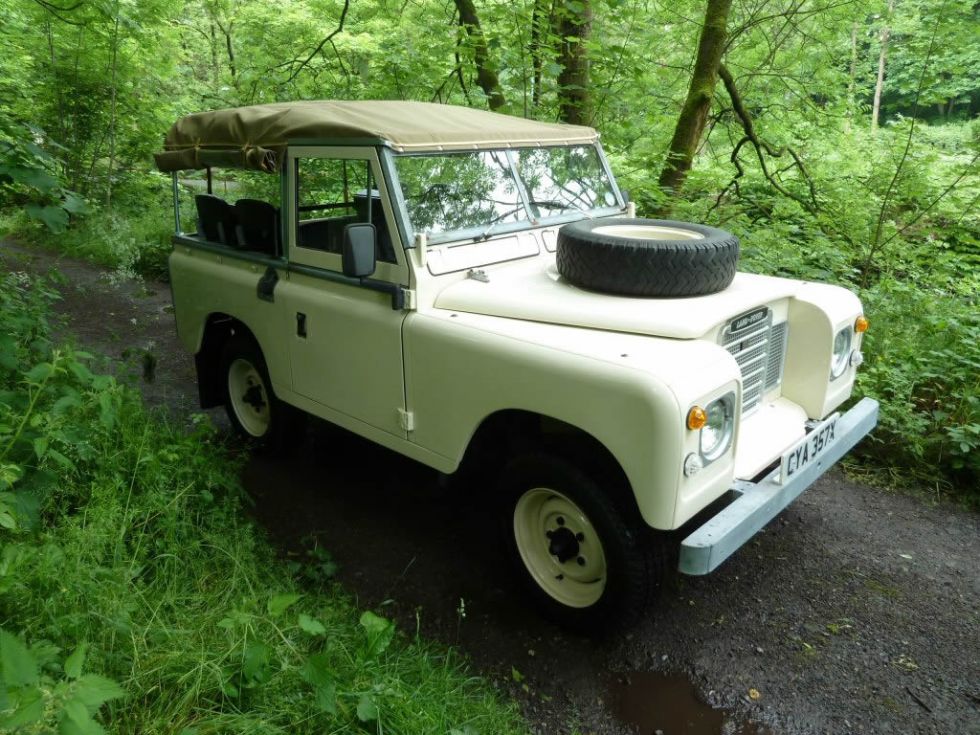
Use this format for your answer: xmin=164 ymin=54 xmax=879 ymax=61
xmin=700 ymin=393 xmax=735 ymax=463
xmin=830 ymin=327 xmax=852 ymax=380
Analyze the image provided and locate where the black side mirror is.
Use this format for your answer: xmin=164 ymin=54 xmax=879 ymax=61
xmin=342 ymin=223 xmax=377 ymax=278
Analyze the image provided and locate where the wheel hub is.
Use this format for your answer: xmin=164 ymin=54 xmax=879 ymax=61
xmin=547 ymin=526 xmax=580 ymax=563
xmin=242 ymin=382 xmax=266 ymax=412
xmin=227 ymin=358 xmax=272 ymax=438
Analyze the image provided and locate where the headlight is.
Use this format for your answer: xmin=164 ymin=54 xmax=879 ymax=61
xmin=830 ymin=327 xmax=852 ymax=380
xmin=700 ymin=394 xmax=735 ymax=462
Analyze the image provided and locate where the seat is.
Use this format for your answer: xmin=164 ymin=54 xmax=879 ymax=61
xmin=353 ymin=189 xmax=396 ymax=263
xmin=234 ymin=199 xmax=280 ymax=256
xmin=194 ymin=194 xmax=237 ymax=245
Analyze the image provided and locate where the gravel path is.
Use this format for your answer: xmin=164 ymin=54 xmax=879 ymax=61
xmin=3 ymin=240 xmax=978 ymax=735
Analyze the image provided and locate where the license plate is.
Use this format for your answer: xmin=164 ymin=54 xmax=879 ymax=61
xmin=780 ymin=414 xmax=839 ymax=484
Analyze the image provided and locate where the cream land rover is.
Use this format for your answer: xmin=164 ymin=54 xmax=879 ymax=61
xmin=155 ymin=100 xmax=878 ymax=630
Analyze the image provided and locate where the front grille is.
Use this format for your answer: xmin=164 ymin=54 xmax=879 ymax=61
xmin=766 ymin=321 xmax=788 ymax=388
xmin=722 ymin=310 xmax=788 ymax=416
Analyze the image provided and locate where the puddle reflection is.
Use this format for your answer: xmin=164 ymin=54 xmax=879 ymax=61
xmin=611 ymin=671 xmax=770 ymax=735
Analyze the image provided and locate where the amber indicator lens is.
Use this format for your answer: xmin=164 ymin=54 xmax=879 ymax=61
xmin=687 ymin=406 xmax=707 ymax=430
xmin=855 ymin=315 xmax=869 ymax=333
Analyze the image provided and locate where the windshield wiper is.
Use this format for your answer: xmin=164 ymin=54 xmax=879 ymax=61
xmin=529 ymin=199 xmax=595 ymax=220
xmin=474 ymin=205 xmax=525 ymax=242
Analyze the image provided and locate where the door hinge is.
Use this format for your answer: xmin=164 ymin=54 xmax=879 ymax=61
xmin=397 ymin=408 xmax=415 ymax=432
xmin=402 ymin=288 xmax=417 ymax=310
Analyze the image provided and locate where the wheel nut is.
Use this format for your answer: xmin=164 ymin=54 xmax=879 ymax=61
xmin=556 ymin=516 xmax=565 ymax=526
xmin=576 ymin=556 xmax=586 ymax=566
xmin=576 ymin=532 xmax=585 ymax=542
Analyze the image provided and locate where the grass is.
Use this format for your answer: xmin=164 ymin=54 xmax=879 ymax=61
xmin=0 ymin=269 xmax=528 ymax=734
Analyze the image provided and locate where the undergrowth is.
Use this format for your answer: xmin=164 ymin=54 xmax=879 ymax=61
xmin=0 ymin=198 xmax=173 ymax=283
xmin=0 ymin=270 xmax=527 ymax=733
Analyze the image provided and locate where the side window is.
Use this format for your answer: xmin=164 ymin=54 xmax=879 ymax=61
xmin=295 ymin=158 xmax=394 ymax=262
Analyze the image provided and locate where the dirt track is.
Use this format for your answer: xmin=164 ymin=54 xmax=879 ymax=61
xmin=4 ymin=239 xmax=978 ymax=735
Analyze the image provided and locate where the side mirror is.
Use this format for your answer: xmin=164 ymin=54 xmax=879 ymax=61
xmin=342 ymin=223 xmax=377 ymax=278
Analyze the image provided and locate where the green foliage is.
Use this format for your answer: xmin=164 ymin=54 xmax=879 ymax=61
xmin=886 ymin=0 xmax=980 ymax=118
xmin=0 ymin=629 xmax=125 ymax=734
xmin=0 ymin=115 xmax=89 ymax=234
xmin=2 ymin=185 xmax=175 ymax=281
xmin=0 ymin=271 xmax=527 ymax=733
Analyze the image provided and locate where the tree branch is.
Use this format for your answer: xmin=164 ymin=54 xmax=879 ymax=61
xmin=284 ymin=0 xmax=350 ymax=85
xmin=716 ymin=63 xmax=819 ymax=213
xmin=29 ymin=0 xmax=87 ymax=25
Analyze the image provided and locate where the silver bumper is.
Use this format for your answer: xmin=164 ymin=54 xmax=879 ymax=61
xmin=678 ymin=397 xmax=879 ymax=575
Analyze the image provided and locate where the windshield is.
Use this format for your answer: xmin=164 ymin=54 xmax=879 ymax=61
xmin=394 ymin=144 xmax=620 ymax=243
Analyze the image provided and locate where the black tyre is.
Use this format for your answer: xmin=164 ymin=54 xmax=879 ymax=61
xmin=556 ymin=217 xmax=739 ymax=297
xmin=220 ymin=333 xmax=305 ymax=453
xmin=499 ymin=453 xmax=665 ymax=633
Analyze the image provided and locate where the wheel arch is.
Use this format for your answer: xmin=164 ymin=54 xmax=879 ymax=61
xmin=459 ymin=409 xmax=643 ymax=523
xmin=195 ymin=312 xmax=259 ymax=408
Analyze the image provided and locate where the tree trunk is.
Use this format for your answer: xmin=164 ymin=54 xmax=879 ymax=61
xmin=453 ymin=0 xmax=506 ymax=110
xmin=217 ymin=19 xmax=237 ymax=84
xmin=530 ymin=0 xmax=550 ymax=108
xmin=871 ymin=0 xmax=895 ymax=132
xmin=106 ymin=8 xmax=120 ymax=207
xmin=846 ymin=22 xmax=858 ymax=131
xmin=657 ymin=0 xmax=733 ymax=195
xmin=209 ymin=22 xmax=219 ymax=85
xmin=556 ymin=0 xmax=593 ymax=125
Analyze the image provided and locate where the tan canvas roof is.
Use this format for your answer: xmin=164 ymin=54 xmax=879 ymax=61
xmin=154 ymin=100 xmax=599 ymax=172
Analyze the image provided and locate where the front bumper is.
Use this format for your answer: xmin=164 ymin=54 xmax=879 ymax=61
xmin=678 ymin=397 xmax=879 ymax=575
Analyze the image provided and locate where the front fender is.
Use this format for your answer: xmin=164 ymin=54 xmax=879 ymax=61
xmin=404 ymin=310 xmax=740 ymax=529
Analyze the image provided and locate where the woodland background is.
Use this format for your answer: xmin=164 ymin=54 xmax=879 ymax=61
xmin=0 ymin=1 xmax=977 ymax=731
xmin=0 ymin=0 xmax=977 ymax=493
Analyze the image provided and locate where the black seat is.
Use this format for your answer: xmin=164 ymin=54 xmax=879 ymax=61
xmin=234 ymin=199 xmax=280 ymax=256
xmin=353 ymin=189 xmax=396 ymax=263
xmin=194 ymin=194 xmax=237 ymax=245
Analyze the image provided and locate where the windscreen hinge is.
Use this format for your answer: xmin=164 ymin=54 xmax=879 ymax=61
xmin=397 ymin=408 xmax=415 ymax=432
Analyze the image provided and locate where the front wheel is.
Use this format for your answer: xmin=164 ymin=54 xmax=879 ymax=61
xmin=220 ymin=333 xmax=304 ymax=453
xmin=499 ymin=453 xmax=665 ymax=633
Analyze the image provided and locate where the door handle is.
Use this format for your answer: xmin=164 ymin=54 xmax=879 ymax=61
xmin=257 ymin=266 xmax=279 ymax=302
xmin=296 ymin=312 xmax=307 ymax=338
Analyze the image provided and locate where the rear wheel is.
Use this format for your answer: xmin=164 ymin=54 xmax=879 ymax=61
xmin=220 ymin=333 xmax=304 ymax=453
xmin=499 ymin=453 xmax=665 ymax=633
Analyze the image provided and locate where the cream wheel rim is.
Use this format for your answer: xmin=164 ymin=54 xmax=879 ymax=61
xmin=228 ymin=358 xmax=271 ymax=437
xmin=591 ymin=224 xmax=704 ymax=241
xmin=513 ymin=488 xmax=607 ymax=608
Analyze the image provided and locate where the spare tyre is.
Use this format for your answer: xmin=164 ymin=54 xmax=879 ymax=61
xmin=556 ymin=218 xmax=739 ymax=298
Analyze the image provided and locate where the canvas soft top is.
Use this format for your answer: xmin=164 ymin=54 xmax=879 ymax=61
xmin=153 ymin=100 xmax=599 ymax=172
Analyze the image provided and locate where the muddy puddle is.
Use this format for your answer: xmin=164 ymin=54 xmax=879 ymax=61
xmin=610 ymin=672 xmax=770 ymax=735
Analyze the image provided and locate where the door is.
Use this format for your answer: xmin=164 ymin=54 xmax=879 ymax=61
xmin=280 ymin=146 xmax=410 ymax=438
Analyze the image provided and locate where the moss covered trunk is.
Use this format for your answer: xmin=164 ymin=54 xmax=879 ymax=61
xmin=454 ymin=0 xmax=506 ymax=111
xmin=556 ymin=0 xmax=593 ymax=125
xmin=657 ymin=0 xmax=733 ymax=195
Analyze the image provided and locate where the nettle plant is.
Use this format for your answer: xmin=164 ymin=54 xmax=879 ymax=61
xmin=0 ymin=119 xmax=88 ymax=234
xmin=0 ymin=632 xmax=124 ymax=735
xmin=0 ymin=272 xmax=126 ymax=732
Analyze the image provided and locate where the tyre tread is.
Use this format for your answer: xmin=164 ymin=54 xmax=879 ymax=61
xmin=556 ymin=217 xmax=739 ymax=297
